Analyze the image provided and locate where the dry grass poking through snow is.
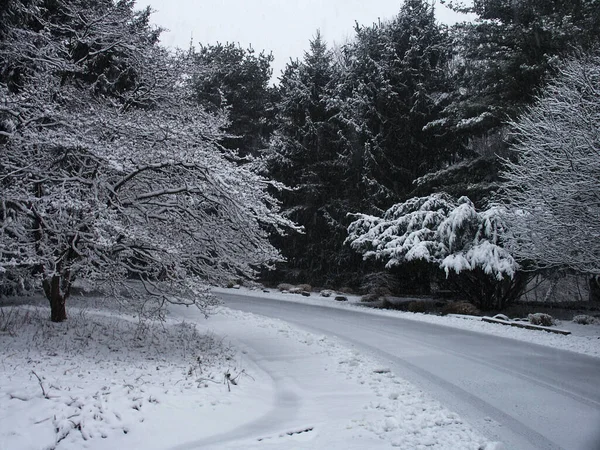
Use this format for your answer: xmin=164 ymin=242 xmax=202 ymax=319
xmin=0 ymin=305 xmax=233 ymax=450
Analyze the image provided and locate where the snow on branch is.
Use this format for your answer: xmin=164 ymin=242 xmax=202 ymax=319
xmin=500 ymin=53 xmax=600 ymax=275
xmin=0 ymin=0 xmax=295 ymax=318
xmin=346 ymin=193 xmax=517 ymax=280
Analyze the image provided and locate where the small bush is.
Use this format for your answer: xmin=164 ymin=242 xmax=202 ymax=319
xmin=338 ymin=286 xmax=355 ymax=295
xmin=407 ymin=301 xmax=431 ymax=313
xmin=361 ymin=293 xmax=380 ymax=303
xmin=442 ymin=301 xmax=480 ymax=316
xmin=528 ymin=313 xmax=555 ymax=327
xmin=297 ymin=284 xmax=312 ymax=292
xmin=360 ymin=271 xmax=399 ymax=296
xmin=1 ymin=307 xmax=32 ymax=335
xmin=381 ymin=298 xmax=407 ymax=311
xmin=572 ymin=314 xmax=598 ymax=325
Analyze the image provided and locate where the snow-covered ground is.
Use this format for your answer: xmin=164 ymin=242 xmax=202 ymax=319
xmin=215 ymin=287 xmax=600 ymax=358
xmin=0 ymin=296 xmax=500 ymax=450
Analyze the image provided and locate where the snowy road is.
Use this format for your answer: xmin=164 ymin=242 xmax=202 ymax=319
xmin=218 ymin=291 xmax=600 ymax=450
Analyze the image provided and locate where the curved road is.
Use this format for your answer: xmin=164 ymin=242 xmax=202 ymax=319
xmin=219 ymin=292 xmax=600 ymax=450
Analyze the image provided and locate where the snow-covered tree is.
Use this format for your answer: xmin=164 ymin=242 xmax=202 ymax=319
xmin=0 ymin=0 xmax=292 ymax=321
xmin=266 ymin=31 xmax=353 ymax=284
xmin=192 ymin=42 xmax=276 ymax=157
xmin=347 ymin=193 xmax=528 ymax=309
xmin=501 ymin=54 xmax=600 ymax=277
xmin=331 ymin=0 xmax=458 ymax=206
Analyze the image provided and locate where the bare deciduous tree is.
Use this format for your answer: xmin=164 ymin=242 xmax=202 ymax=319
xmin=501 ymin=54 xmax=600 ymax=277
xmin=0 ymin=0 xmax=293 ymax=321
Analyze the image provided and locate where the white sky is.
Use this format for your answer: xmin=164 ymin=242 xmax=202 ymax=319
xmin=136 ymin=1 xmax=472 ymax=83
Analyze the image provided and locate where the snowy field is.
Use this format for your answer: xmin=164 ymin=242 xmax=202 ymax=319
xmin=0 ymin=295 xmax=500 ymax=450
xmin=214 ymin=287 xmax=600 ymax=358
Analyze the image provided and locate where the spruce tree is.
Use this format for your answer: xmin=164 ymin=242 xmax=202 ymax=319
xmin=333 ymin=0 xmax=458 ymax=210
xmin=192 ymin=43 xmax=276 ymax=157
xmin=267 ymin=32 xmax=353 ymax=284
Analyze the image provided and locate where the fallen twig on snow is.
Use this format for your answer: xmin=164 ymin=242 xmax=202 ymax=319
xmin=31 ymin=370 xmax=50 ymax=399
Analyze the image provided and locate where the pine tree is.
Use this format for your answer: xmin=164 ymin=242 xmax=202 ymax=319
xmin=192 ymin=42 xmax=276 ymax=157
xmin=266 ymin=31 xmax=354 ymax=284
xmin=414 ymin=0 xmax=600 ymax=210
xmin=444 ymin=0 xmax=600 ymax=136
xmin=332 ymin=0 xmax=458 ymax=209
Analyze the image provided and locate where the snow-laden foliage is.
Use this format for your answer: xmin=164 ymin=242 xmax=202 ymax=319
xmin=330 ymin=0 xmax=457 ymax=205
xmin=501 ymin=54 xmax=600 ymax=276
xmin=347 ymin=193 xmax=517 ymax=281
xmin=0 ymin=0 xmax=293 ymax=320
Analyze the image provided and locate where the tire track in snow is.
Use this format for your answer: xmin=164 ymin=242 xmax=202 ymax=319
xmin=219 ymin=291 xmax=600 ymax=450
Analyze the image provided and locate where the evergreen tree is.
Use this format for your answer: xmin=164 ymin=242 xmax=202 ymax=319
xmin=415 ymin=0 xmax=600 ymax=209
xmin=267 ymin=32 xmax=354 ymax=284
xmin=443 ymin=0 xmax=600 ymax=137
xmin=192 ymin=42 xmax=276 ymax=157
xmin=332 ymin=0 xmax=458 ymax=210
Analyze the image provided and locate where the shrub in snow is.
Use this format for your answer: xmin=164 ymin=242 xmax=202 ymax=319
xmin=338 ymin=287 xmax=356 ymax=295
xmin=359 ymin=271 xmax=398 ymax=297
xmin=572 ymin=315 xmax=598 ymax=325
xmin=442 ymin=302 xmax=481 ymax=316
xmin=297 ymin=284 xmax=312 ymax=292
xmin=361 ymin=293 xmax=381 ymax=303
xmin=528 ymin=313 xmax=555 ymax=327
xmin=407 ymin=301 xmax=435 ymax=313
xmin=347 ymin=193 xmax=529 ymax=310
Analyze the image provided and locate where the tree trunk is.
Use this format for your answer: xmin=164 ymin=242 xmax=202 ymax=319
xmin=43 ymin=274 xmax=70 ymax=322
xmin=590 ymin=276 xmax=600 ymax=303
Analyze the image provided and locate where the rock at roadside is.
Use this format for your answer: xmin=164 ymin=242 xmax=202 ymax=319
xmin=301 ymin=291 xmax=311 ymax=297
xmin=493 ymin=314 xmax=510 ymax=321
xmin=335 ymin=295 xmax=348 ymax=302
xmin=320 ymin=289 xmax=335 ymax=298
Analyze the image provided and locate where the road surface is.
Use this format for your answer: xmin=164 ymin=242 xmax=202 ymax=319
xmin=218 ymin=291 xmax=600 ymax=450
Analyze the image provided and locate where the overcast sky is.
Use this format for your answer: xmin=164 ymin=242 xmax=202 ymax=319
xmin=136 ymin=1 xmax=472 ymax=83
